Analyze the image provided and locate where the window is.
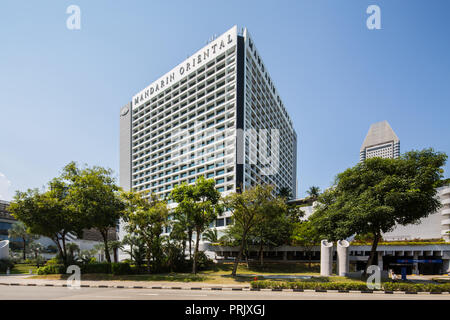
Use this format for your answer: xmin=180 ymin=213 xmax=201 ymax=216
xmin=216 ymin=218 xmax=224 ymax=227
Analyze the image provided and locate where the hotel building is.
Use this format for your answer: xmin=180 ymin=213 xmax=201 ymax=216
xmin=360 ymin=120 xmax=400 ymax=162
xmin=119 ymin=26 xmax=297 ymax=239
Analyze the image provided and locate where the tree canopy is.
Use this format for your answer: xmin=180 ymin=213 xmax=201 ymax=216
xmin=61 ymin=162 xmax=126 ymax=263
xmin=170 ymin=176 xmax=222 ymax=274
xmin=310 ymin=148 xmax=447 ymax=271
xmin=224 ymin=184 xmax=287 ymax=276
xmin=122 ymin=191 xmax=169 ymax=272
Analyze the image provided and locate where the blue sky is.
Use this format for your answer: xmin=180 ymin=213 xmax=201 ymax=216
xmin=0 ymin=0 xmax=449 ymax=200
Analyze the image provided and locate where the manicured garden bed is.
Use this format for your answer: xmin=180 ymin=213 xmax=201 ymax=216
xmin=250 ymin=280 xmax=450 ymax=292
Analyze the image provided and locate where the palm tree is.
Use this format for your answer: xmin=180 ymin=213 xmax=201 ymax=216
xmin=8 ymin=221 xmax=37 ymax=260
xmin=306 ymin=186 xmax=321 ymax=200
xmin=108 ymin=240 xmax=123 ymax=263
xmin=278 ymin=187 xmax=293 ymax=200
xmin=202 ymin=228 xmax=218 ymax=243
xmin=28 ymin=242 xmax=44 ymax=267
xmin=122 ymin=234 xmax=146 ymax=266
xmin=66 ymin=242 xmax=80 ymax=263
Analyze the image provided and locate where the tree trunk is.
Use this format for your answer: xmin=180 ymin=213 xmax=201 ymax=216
xmin=232 ymin=230 xmax=247 ymax=276
xmin=146 ymin=242 xmax=151 ymax=274
xmin=188 ymin=229 xmax=193 ymax=260
xmin=101 ymin=230 xmax=112 ymax=264
xmin=192 ymin=229 xmax=200 ymax=274
xmin=245 ymin=249 xmax=249 ymax=269
xmin=22 ymin=237 xmax=26 ymax=261
xmin=182 ymin=236 xmax=186 ymax=260
xmin=259 ymin=241 xmax=264 ymax=267
xmin=61 ymin=233 xmax=68 ymax=266
xmin=129 ymin=244 xmax=134 ymax=261
xmin=53 ymin=235 xmax=64 ymax=264
xmin=364 ymin=233 xmax=381 ymax=276
xmin=308 ymin=250 xmax=312 ymax=269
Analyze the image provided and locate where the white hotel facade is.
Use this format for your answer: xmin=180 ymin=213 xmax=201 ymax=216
xmin=119 ymin=26 xmax=297 ymax=241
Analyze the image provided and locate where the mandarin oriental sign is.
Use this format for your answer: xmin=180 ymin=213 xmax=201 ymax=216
xmin=132 ymin=25 xmax=238 ymax=109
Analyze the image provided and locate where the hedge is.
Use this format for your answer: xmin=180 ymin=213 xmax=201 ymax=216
xmin=250 ymin=280 xmax=368 ymax=291
xmin=37 ymin=262 xmax=134 ymax=275
xmin=383 ymin=282 xmax=450 ymax=293
xmin=80 ymin=262 xmax=111 ymax=274
xmin=111 ymin=262 xmax=131 ymax=275
xmin=250 ymin=280 xmax=450 ymax=292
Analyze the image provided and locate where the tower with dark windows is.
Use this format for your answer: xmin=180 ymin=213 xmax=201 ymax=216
xmin=119 ymin=26 xmax=297 ymax=243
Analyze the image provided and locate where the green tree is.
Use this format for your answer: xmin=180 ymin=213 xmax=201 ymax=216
xmin=61 ymin=162 xmax=126 ymax=264
xmin=311 ymin=149 xmax=447 ymax=273
xmin=291 ymin=220 xmax=321 ymax=268
xmin=28 ymin=242 xmax=44 ymax=267
xmin=108 ymin=240 xmax=123 ymax=263
xmin=170 ymin=176 xmax=222 ymax=274
xmin=121 ymin=234 xmax=146 ymax=266
xmin=9 ymin=182 xmax=85 ymax=266
xmin=278 ymin=187 xmax=293 ymax=200
xmin=202 ymin=228 xmax=219 ymax=243
xmin=306 ymin=186 xmax=321 ymax=200
xmin=224 ymin=184 xmax=287 ymax=276
xmin=8 ymin=221 xmax=38 ymax=260
xmin=123 ymin=191 xmax=169 ymax=273
xmin=162 ymin=233 xmax=187 ymax=273
xmin=171 ymin=210 xmax=194 ymax=259
xmin=66 ymin=242 xmax=80 ymax=264
xmin=248 ymin=207 xmax=292 ymax=266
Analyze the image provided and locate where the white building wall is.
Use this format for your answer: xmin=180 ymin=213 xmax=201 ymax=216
xmin=383 ymin=186 xmax=450 ymax=242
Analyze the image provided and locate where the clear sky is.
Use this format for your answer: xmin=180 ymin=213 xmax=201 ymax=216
xmin=0 ymin=0 xmax=449 ymax=200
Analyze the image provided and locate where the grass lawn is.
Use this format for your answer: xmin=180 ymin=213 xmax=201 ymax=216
xmin=30 ymin=262 xmax=348 ymax=285
xmin=11 ymin=263 xmax=38 ymax=275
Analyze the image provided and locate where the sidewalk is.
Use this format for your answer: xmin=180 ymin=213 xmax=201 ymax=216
xmin=1 ymin=275 xmax=449 ymax=295
xmin=0 ymin=275 xmax=249 ymax=290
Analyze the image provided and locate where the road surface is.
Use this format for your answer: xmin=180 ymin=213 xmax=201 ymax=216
xmin=1 ymin=285 xmax=449 ymax=300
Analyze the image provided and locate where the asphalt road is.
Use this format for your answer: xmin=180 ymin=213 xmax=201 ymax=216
xmin=1 ymin=286 xmax=450 ymax=300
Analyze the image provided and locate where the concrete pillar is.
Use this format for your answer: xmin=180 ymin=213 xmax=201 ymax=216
xmin=443 ymin=259 xmax=450 ymax=274
xmin=283 ymin=251 xmax=287 ymax=261
xmin=413 ymin=252 xmax=419 ymax=275
xmin=336 ymin=240 xmax=349 ymax=276
xmin=0 ymin=240 xmax=9 ymax=259
xmin=320 ymin=240 xmax=333 ymax=276
xmin=377 ymin=251 xmax=384 ymax=270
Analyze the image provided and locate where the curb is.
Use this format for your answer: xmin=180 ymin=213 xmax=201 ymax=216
xmin=0 ymin=282 xmax=449 ymax=295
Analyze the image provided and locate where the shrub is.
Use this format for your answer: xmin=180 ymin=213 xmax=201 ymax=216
xmin=383 ymin=282 xmax=450 ymax=293
xmin=250 ymin=280 xmax=450 ymax=293
xmin=37 ymin=264 xmax=65 ymax=275
xmin=111 ymin=262 xmax=132 ymax=275
xmin=250 ymin=280 xmax=368 ymax=291
xmin=0 ymin=259 xmax=15 ymax=273
xmin=45 ymin=257 xmax=62 ymax=266
xmin=196 ymin=251 xmax=213 ymax=271
xmin=80 ymin=262 xmax=111 ymax=274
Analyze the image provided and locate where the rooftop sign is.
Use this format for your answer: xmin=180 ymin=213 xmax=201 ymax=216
xmin=132 ymin=25 xmax=238 ymax=110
